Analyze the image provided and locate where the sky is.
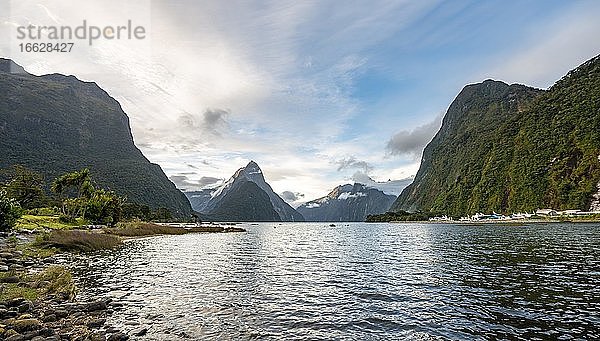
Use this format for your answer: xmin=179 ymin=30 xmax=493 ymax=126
xmin=2 ymin=0 xmax=600 ymax=206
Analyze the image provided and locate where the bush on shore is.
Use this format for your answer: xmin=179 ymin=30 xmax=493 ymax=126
xmin=38 ymin=230 xmax=122 ymax=252
xmin=0 ymin=190 xmax=22 ymax=231
xmin=105 ymin=221 xmax=188 ymax=237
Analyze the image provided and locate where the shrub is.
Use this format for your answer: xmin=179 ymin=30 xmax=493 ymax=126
xmin=2 ymin=165 xmax=47 ymax=209
xmin=84 ymin=189 xmax=124 ymax=225
xmin=39 ymin=230 xmax=122 ymax=252
xmin=107 ymin=221 xmax=187 ymax=236
xmin=58 ymin=213 xmax=76 ymax=224
xmin=0 ymin=190 xmax=22 ymax=231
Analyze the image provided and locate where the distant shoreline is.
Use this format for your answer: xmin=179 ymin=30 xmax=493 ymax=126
xmin=386 ymin=219 xmax=600 ymax=224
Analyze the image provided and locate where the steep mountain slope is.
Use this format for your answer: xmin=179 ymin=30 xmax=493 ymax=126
xmin=298 ymin=183 xmax=397 ymax=222
xmin=205 ymin=181 xmax=281 ymax=221
xmin=195 ymin=161 xmax=305 ymax=222
xmin=393 ymin=54 xmax=600 ymax=215
xmin=0 ymin=58 xmax=193 ymax=218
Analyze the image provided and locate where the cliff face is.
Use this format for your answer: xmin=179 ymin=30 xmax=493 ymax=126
xmin=0 ymin=58 xmax=193 ymax=218
xmin=393 ymin=55 xmax=600 ymax=215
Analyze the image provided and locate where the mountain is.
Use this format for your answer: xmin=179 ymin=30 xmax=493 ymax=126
xmin=297 ymin=183 xmax=397 ymax=222
xmin=204 ymin=181 xmax=281 ymax=221
xmin=392 ymin=54 xmax=600 ymax=216
xmin=189 ymin=161 xmax=305 ymax=222
xmin=0 ymin=58 xmax=193 ymax=218
xmin=184 ymin=189 xmax=214 ymax=213
xmin=350 ymin=173 xmax=413 ymax=196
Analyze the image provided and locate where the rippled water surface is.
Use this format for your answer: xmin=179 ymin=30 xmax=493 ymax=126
xmin=62 ymin=223 xmax=600 ymax=340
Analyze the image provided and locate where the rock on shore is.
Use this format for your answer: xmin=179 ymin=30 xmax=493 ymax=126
xmin=0 ymin=248 xmax=130 ymax=340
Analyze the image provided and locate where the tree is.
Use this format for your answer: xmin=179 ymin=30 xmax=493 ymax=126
xmin=51 ymin=169 xmax=125 ymax=225
xmin=84 ymin=189 xmax=125 ymax=225
xmin=2 ymin=165 xmax=47 ymax=209
xmin=0 ymin=190 xmax=22 ymax=231
xmin=121 ymin=203 xmax=152 ymax=221
xmin=51 ymin=168 xmax=95 ymax=219
xmin=51 ymin=168 xmax=94 ymax=199
xmin=153 ymin=207 xmax=173 ymax=222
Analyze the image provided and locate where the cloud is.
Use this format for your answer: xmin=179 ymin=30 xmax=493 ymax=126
xmin=176 ymin=108 xmax=230 ymax=137
xmin=202 ymin=108 xmax=230 ymax=135
xmin=350 ymin=171 xmax=413 ymax=196
xmin=176 ymin=113 xmax=196 ymax=129
xmin=335 ymin=157 xmax=373 ymax=173
xmin=280 ymin=191 xmax=304 ymax=203
xmin=351 ymin=170 xmax=375 ymax=184
xmin=169 ymin=174 xmax=222 ymax=190
xmin=386 ymin=114 xmax=442 ymax=158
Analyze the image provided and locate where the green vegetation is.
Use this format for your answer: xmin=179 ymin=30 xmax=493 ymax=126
xmin=105 ymin=221 xmax=226 ymax=236
xmin=0 ymin=266 xmax=75 ymax=301
xmin=0 ymin=190 xmax=22 ymax=231
xmin=37 ymin=230 xmax=122 ymax=252
xmin=0 ymin=281 xmax=38 ymax=301
xmin=106 ymin=221 xmax=188 ymax=236
xmin=16 ymin=214 xmax=85 ymax=231
xmin=84 ymin=188 xmax=125 ymax=225
xmin=26 ymin=207 xmax=60 ymax=216
xmin=0 ymin=165 xmax=182 ymax=230
xmin=0 ymin=165 xmax=48 ymax=209
xmin=18 ymin=242 xmax=59 ymax=259
xmin=0 ymin=59 xmax=192 ymax=219
xmin=366 ymin=210 xmax=436 ymax=222
xmin=51 ymin=168 xmax=95 ymax=219
xmin=393 ymin=54 xmax=600 ymax=216
xmin=51 ymin=168 xmax=125 ymax=226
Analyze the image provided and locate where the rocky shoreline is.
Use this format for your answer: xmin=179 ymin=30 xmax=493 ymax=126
xmin=0 ymin=247 xmax=133 ymax=341
xmin=0 ymin=222 xmax=248 ymax=340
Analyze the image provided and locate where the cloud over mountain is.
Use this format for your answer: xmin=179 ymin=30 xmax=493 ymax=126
xmin=169 ymin=174 xmax=223 ymax=190
xmin=386 ymin=114 xmax=442 ymax=158
xmin=280 ymin=191 xmax=305 ymax=203
xmin=336 ymin=157 xmax=373 ymax=173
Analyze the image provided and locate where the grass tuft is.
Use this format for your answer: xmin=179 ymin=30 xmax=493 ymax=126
xmin=0 ymin=283 xmax=39 ymax=301
xmin=34 ymin=265 xmax=75 ymax=298
xmin=106 ymin=221 xmax=189 ymax=236
xmin=0 ymin=266 xmax=75 ymax=301
xmin=39 ymin=230 xmax=122 ymax=252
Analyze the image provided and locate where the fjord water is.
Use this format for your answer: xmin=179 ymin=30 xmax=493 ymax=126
xmin=65 ymin=223 xmax=599 ymax=340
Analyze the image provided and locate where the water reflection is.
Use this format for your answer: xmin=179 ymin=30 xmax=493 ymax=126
xmin=56 ymin=223 xmax=600 ymax=340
